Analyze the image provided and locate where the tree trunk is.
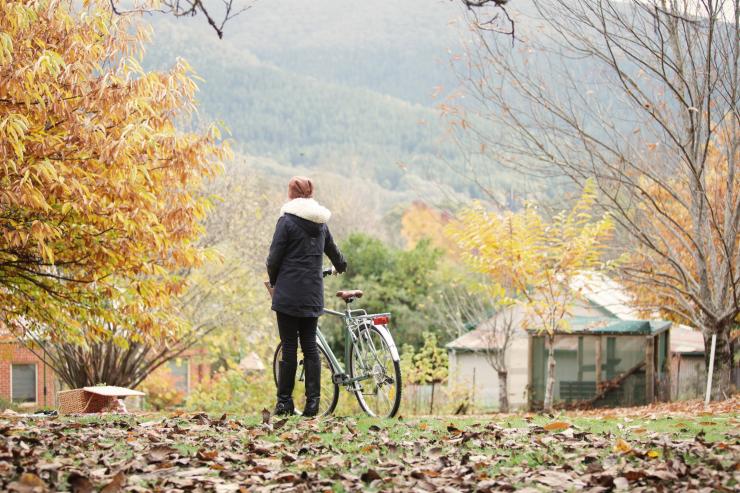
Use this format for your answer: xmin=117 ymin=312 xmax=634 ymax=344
xmin=497 ymin=370 xmax=509 ymax=413
xmin=429 ymin=382 xmax=435 ymax=415
xmin=543 ymin=335 xmax=556 ymax=411
xmin=703 ymin=326 xmax=733 ymax=401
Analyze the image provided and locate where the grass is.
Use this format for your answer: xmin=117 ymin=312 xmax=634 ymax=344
xmin=4 ymin=408 xmax=737 ymax=492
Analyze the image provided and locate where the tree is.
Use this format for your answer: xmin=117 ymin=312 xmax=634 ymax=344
xmin=450 ymin=183 xmax=614 ymax=411
xmin=325 ymin=234 xmax=443 ymax=348
xmin=410 ymin=332 xmax=449 ymax=414
xmin=1 ymin=1 xmax=226 ymax=342
xmin=403 ymin=202 xmax=519 ymax=412
xmin=455 ymin=0 xmax=739 ymax=400
xmin=36 ymin=328 xmax=203 ymax=390
xmin=400 ymin=202 xmax=457 ymax=252
xmin=436 ymin=281 xmax=516 ymax=412
xmin=109 ymin=0 xmax=254 ymax=38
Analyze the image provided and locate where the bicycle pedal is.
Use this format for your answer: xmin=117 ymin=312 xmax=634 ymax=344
xmin=332 ymin=373 xmax=346 ymax=385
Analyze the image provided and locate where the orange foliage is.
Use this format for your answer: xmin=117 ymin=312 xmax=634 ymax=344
xmin=400 ymin=202 xmax=458 ymax=255
xmin=0 ymin=0 xmax=228 ymax=341
xmin=626 ymin=137 xmax=739 ymax=329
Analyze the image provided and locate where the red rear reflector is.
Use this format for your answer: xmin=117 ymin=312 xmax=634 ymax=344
xmin=373 ymin=315 xmax=389 ymax=325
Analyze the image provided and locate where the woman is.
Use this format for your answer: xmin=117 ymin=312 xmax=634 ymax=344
xmin=266 ymin=176 xmax=347 ymax=417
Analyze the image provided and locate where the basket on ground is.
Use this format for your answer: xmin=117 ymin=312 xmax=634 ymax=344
xmin=57 ymin=386 xmax=144 ymax=414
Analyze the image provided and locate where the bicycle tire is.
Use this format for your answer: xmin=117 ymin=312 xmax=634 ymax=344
xmin=349 ymin=324 xmax=402 ymax=418
xmin=272 ymin=342 xmax=339 ymax=417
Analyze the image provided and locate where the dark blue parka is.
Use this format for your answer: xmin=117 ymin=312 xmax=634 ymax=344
xmin=266 ymin=199 xmax=347 ymax=318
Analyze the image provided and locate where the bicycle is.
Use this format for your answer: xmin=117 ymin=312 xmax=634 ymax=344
xmin=268 ymin=268 xmax=402 ymax=418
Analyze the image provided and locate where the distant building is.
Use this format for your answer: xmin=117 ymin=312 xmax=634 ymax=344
xmin=163 ymin=350 xmax=212 ymax=396
xmin=447 ymin=274 xmax=682 ymax=411
xmin=669 ymin=325 xmax=706 ymax=400
xmin=1 ymin=324 xmax=210 ymax=409
xmin=238 ymin=352 xmax=266 ymax=374
xmin=0 ymin=327 xmax=57 ymax=408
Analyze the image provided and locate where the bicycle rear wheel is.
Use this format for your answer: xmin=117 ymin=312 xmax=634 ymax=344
xmin=349 ymin=324 xmax=402 ymax=417
xmin=272 ymin=343 xmax=339 ymax=417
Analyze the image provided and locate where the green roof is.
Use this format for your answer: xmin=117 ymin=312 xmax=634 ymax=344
xmin=527 ymin=316 xmax=671 ymax=335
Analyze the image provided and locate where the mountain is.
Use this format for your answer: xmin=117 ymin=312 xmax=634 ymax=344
xmin=142 ymin=1 xmax=551 ymax=205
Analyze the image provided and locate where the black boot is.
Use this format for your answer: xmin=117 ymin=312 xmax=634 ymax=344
xmin=274 ymin=360 xmax=296 ymax=416
xmin=302 ymin=357 xmax=321 ymax=417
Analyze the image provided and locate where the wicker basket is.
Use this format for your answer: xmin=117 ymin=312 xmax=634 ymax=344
xmin=58 ymin=386 xmax=145 ymax=414
xmin=58 ymin=389 xmax=116 ymax=414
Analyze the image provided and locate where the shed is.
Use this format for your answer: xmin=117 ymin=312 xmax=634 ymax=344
xmin=528 ymin=318 xmax=672 ymax=409
xmin=669 ymin=325 xmax=706 ymax=400
xmin=446 ymin=274 xmax=675 ymax=411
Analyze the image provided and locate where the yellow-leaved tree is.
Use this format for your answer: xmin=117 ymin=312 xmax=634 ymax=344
xmin=0 ymin=0 xmax=227 ymax=348
xmin=449 ymin=183 xmax=614 ymax=411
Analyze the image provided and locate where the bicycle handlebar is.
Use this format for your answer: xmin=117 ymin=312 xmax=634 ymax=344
xmin=322 ymin=267 xmax=337 ymax=278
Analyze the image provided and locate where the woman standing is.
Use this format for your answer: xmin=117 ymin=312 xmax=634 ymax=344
xmin=266 ymin=176 xmax=347 ymax=417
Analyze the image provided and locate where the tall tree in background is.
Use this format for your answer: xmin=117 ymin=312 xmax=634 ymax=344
xmin=0 ymin=0 xmax=226 ymax=344
xmin=456 ymin=0 xmax=739 ymax=399
xmin=450 ymin=183 xmax=614 ymax=411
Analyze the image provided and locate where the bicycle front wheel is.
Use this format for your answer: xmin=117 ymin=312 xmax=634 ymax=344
xmin=272 ymin=343 xmax=339 ymax=417
xmin=349 ymin=324 xmax=402 ymax=418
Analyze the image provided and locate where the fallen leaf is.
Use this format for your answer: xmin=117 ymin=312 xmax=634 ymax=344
xmin=147 ymin=446 xmax=176 ymax=463
xmin=67 ymin=473 xmax=94 ymax=493
xmin=100 ymin=472 xmax=125 ymax=493
xmin=361 ymin=469 xmax=382 ymax=483
xmin=613 ymin=438 xmax=632 ymax=454
xmin=543 ymin=421 xmax=570 ymax=432
xmin=197 ymin=449 xmax=219 ymax=461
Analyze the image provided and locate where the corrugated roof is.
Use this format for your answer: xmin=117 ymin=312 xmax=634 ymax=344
xmin=238 ymin=352 xmax=266 ymax=372
xmin=446 ymin=274 xmax=675 ymax=351
xmin=445 ymin=305 xmax=529 ymax=351
xmin=572 ymin=272 xmax=641 ymax=320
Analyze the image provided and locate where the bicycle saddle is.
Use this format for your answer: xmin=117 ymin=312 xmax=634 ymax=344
xmin=336 ymin=290 xmax=363 ymax=302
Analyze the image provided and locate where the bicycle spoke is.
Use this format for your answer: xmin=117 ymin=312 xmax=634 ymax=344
xmin=350 ymin=324 xmax=400 ymax=417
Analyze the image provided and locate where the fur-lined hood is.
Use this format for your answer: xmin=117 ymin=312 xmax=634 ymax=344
xmin=280 ymin=198 xmax=331 ymax=224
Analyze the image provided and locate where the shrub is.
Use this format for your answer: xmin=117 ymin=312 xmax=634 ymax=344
xmin=140 ymin=366 xmax=185 ymax=410
xmin=186 ymin=368 xmax=273 ymax=414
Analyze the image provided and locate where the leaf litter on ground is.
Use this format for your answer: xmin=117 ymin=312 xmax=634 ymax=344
xmin=0 ymin=396 xmax=737 ymax=492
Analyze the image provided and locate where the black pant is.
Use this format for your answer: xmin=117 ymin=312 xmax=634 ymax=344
xmin=276 ymin=312 xmax=319 ymax=364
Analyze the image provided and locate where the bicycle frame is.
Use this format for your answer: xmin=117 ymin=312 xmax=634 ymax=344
xmin=317 ymin=305 xmax=399 ymax=389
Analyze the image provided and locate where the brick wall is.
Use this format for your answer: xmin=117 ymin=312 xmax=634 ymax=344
xmin=187 ymin=349 xmax=211 ymax=391
xmin=0 ymin=342 xmax=58 ymax=408
xmin=0 ymin=342 xmax=213 ymax=409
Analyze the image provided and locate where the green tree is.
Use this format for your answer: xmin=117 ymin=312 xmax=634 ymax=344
xmin=325 ymin=234 xmax=443 ymax=349
xmin=410 ymin=332 xmax=449 ymax=414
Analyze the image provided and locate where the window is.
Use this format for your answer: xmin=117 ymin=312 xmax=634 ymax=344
xmin=167 ymin=358 xmax=190 ymax=394
xmin=12 ymin=364 xmax=37 ymax=403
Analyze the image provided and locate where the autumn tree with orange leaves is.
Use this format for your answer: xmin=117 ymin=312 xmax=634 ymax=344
xmin=0 ymin=0 xmax=227 ymax=349
xmin=626 ymin=137 xmax=739 ymax=391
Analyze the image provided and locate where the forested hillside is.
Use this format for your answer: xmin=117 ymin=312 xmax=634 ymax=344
xmin=143 ymin=2 xmax=543 ymax=204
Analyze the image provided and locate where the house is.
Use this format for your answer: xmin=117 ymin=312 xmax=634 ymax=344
xmin=238 ymin=351 xmax=266 ymax=374
xmin=446 ymin=275 xmax=676 ymax=411
xmin=162 ymin=350 xmax=212 ymax=396
xmin=0 ymin=327 xmax=58 ymax=409
xmin=1 ymin=324 xmax=211 ymax=409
